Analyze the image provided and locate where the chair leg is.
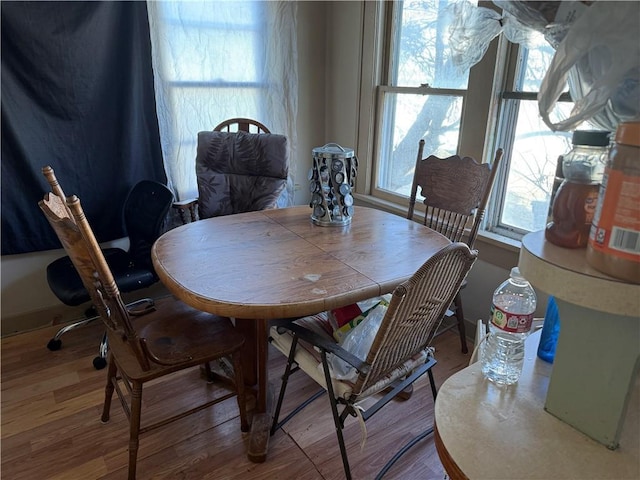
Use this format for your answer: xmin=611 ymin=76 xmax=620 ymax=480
xmin=320 ymin=352 xmax=352 ymax=480
xmin=231 ymin=353 xmax=249 ymax=432
xmin=454 ymin=293 xmax=468 ymax=354
xmin=101 ymin=354 xmax=117 ymax=423
xmin=271 ymin=336 xmax=299 ymax=435
xmin=427 ymin=368 xmax=437 ymax=402
xmin=46 ymin=314 xmax=100 ymax=350
xmin=128 ymin=382 xmax=143 ymax=480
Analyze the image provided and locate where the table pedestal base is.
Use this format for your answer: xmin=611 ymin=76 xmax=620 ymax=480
xmin=247 ymin=384 xmax=275 ymax=463
xmin=546 ymin=299 xmax=640 ymax=449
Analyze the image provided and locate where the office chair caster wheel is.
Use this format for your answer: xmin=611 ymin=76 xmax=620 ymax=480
xmin=93 ymin=356 xmax=107 ymax=370
xmin=47 ymin=338 xmax=62 ymax=351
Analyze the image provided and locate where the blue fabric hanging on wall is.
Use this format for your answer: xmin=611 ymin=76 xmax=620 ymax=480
xmin=1 ymin=1 xmax=167 ymax=255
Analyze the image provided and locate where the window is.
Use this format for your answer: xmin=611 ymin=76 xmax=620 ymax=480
xmin=369 ymin=0 xmax=592 ymax=242
xmin=374 ymin=0 xmax=470 ymax=202
xmin=488 ymin=40 xmax=594 ymax=239
xmin=147 ymin=1 xmax=297 ymax=202
xmin=149 ymin=2 xmax=268 ymax=200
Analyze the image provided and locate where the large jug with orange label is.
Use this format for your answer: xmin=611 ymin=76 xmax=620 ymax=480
xmin=586 ymin=122 xmax=640 ymax=284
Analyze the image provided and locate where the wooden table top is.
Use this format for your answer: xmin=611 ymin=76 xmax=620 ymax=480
xmin=151 ymin=205 xmax=451 ymax=319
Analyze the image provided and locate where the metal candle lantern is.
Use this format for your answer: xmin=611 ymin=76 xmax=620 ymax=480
xmin=309 ymin=143 xmax=358 ymax=226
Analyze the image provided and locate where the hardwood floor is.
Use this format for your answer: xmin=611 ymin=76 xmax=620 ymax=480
xmin=1 ymin=319 xmax=471 ymax=479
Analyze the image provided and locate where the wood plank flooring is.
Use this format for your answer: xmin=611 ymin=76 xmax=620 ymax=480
xmin=1 ymin=320 xmax=471 ymax=479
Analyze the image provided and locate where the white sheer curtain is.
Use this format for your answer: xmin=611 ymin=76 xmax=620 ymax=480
xmin=147 ymin=1 xmax=298 ymax=203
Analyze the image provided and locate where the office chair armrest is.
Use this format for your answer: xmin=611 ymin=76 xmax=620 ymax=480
xmin=276 ymin=323 xmax=370 ymax=375
xmin=126 ymin=298 xmax=156 ymax=317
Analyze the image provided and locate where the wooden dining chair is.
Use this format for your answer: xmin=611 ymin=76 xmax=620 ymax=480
xmin=173 ymin=118 xmax=280 ymax=224
xmin=42 ymin=166 xmax=174 ymax=369
xmin=194 ymin=130 xmax=289 ymax=219
xmin=39 ymin=191 xmax=249 ymax=480
xmin=269 ymin=242 xmax=478 ymax=480
xmin=213 ymin=117 xmax=271 ymax=134
xmin=408 ymin=141 xmax=503 ymax=353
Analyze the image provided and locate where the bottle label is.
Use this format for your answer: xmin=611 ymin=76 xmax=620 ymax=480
xmin=490 ymin=304 xmax=533 ymax=333
xmin=588 ymin=168 xmax=640 ymax=262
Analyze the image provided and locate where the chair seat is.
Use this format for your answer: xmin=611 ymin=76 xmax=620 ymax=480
xmin=270 ymin=314 xmax=432 ymax=402
xmin=270 ymin=314 xmax=355 ymax=397
xmin=46 ymin=248 xmax=158 ymax=306
xmin=109 ymin=296 xmax=245 ymax=381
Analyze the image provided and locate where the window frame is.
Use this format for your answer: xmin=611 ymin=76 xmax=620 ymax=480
xmin=357 ymin=0 xmax=573 ymax=244
xmin=486 ymin=42 xmax=574 ymax=240
xmin=371 ymin=84 xmax=469 ymax=206
xmin=359 ymin=1 xmax=502 ymax=217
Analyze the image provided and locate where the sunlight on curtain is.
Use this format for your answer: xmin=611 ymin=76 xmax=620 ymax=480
xmin=147 ymin=1 xmax=298 ymax=203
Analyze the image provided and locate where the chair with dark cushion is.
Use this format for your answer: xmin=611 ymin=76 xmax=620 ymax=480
xmin=43 ymin=166 xmax=174 ymax=369
xmin=39 ymin=190 xmax=249 ymax=480
xmin=195 ymin=130 xmax=289 ymax=219
xmin=270 ymin=242 xmax=478 ymax=479
xmin=171 ymin=118 xmax=288 ymax=224
xmin=407 ymin=142 xmax=503 ymax=353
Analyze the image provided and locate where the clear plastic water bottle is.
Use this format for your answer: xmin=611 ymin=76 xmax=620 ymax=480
xmin=481 ymin=267 xmax=537 ymax=385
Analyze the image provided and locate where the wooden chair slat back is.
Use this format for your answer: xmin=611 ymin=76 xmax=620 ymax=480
xmin=408 ymin=140 xmax=503 ymax=248
xmin=354 ymin=243 xmax=477 ymax=394
xmin=42 ymin=165 xmax=73 ymax=219
xmin=38 ymin=193 xmax=97 ymax=303
xmin=214 ymin=117 xmax=271 ymax=134
xmin=39 ymin=191 xmax=150 ymax=370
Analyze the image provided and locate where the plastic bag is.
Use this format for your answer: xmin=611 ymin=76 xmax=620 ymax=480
xmin=328 ymin=299 xmax=389 ymax=382
xmin=450 ymin=1 xmax=638 ymax=132
xmin=538 ymin=1 xmax=640 ymax=132
xmin=449 ymin=2 xmax=503 ymax=73
xmin=493 ymin=1 xmax=592 ymax=47
xmin=449 ymin=1 xmax=548 ymax=74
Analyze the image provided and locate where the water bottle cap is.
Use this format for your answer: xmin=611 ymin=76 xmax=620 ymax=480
xmin=510 ymin=267 xmax=524 ymax=280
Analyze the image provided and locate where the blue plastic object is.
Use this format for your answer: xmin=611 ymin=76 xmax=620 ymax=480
xmin=537 ymin=296 xmax=560 ymax=363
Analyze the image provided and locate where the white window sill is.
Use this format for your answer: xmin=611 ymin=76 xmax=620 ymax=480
xmin=476 ymin=229 xmax=521 ymax=252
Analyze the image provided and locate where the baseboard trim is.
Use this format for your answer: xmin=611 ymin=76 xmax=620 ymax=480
xmin=1 ymin=283 xmax=170 ymax=337
xmin=1 ymin=304 xmax=90 ymax=337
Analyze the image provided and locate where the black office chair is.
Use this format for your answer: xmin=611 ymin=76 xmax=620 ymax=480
xmin=43 ymin=166 xmax=174 ymax=369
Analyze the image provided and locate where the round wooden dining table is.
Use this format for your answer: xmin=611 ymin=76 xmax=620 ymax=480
xmin=151 ymin=205 xmax=451 ymax=462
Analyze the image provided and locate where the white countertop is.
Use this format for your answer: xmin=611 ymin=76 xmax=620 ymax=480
xmin=434 ymin=330 xmax=640 ymax=479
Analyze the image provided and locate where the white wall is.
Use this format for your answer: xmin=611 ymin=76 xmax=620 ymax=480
xmin=1 ymin=237 xmax=131 ymax=334
xmin=294 ymin=0 xmax=329 ymax=206
xmin=2 ymin=248 xmax=71 ymax=317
